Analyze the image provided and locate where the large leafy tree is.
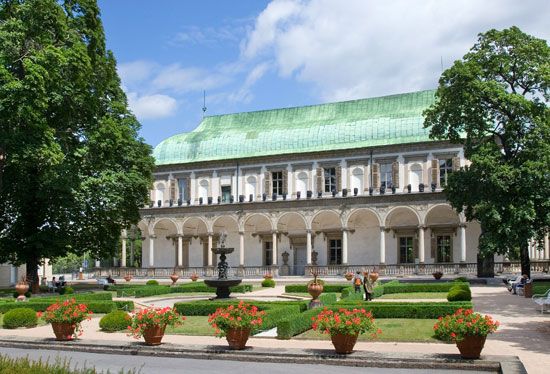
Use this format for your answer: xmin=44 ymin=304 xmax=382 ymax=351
xmin=0 ymin=0 xmax=154 ymax=291
xmin=424 ymin=27 xmax=549 ymax=277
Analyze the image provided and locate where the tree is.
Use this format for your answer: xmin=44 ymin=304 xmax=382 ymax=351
xmin=0 ymin=0 xmax=154 ymax=291
xmin=424 ymin=26 xmax=549 ymax=278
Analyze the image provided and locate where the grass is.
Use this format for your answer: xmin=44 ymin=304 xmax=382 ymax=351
xmin=165 ymin=316 xmax=215 ymax=336
xmin=378 ymin=292 xmax=448 ymax=300
xmin=0 ymin=353 xmax=136 ymax=373
xmin=296 ymin=319 xmax=439 ymax=342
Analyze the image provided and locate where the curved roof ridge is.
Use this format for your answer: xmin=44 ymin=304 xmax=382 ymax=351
xmin=154 ymin=89 xmax=436 ymax=166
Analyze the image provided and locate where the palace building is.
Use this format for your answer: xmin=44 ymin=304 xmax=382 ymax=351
xmin=120 ymin=89 xmax=548 ymax=278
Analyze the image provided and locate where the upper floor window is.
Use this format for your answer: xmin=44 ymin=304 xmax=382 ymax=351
xmin=272 ymin=171 xmax=284 ymax=195
xmin=439 ymin=159 xmax=453 ymax=186
xmin=178 ymin=179 xmax=186 ymax=201
xmin=221 ymin=185 xmax=231 ymax=203
xmin=380 ymin=163 xmax=393 ymax=189
xmin=324 ymin=167 xmax=336 ymax=193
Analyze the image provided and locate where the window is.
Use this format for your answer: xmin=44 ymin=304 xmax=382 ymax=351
xmin=324 ymin=167 xmax=336 ymax=193
xmin=329 ymin=239 xmax=342 ymax=265
xmin=439 ymin=159 xmax=453 ymax=186
xmin=380 ymin=163 xmax=393 ymax=189
xmin=272 ymin=171 xmax=284 ymax=195
xmin=221 ymin=186 xmax=232 ymax=203
xmin=437 ymin=235 xmax=452 ymax=263
xmin=399 ymin=237 xmax=414 ymax=263
xmin=264 ymin=241 xmax=273 ymax=266
xmin=178 ymin=179 xmax=186 ymax=201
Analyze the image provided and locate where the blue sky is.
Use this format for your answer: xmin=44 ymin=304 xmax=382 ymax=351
xmin=98 ymin=0 xmax=550 ymax=148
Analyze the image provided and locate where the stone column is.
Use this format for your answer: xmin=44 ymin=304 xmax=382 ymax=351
xmin=121 ymin=232 xmax=127 ymax=267
xmin=177 ymin=235 xmax=183 ymax=267
xmin=379 ymin=227 xmax=386 ymax=264
xmin=460 ymin=225 xmax=467 ymax=262
xmin=207 ymin=233 xmax=213 ymax=266
xmin=306 ymin=230 xmax=312 ymax=264
xmin=149 ymin=235 xmax=156 ymax=267
xmin=342 ymin=229 xmax=348 ymax=264
xmin=239 ymin=231 xmax=245 ymax=266
xmin=418 ymin=226 xmax=425 ymax=263
xmin=272 ymin=231 xmax=278 ymax=265
xmin=286 ymin=164 xmax=293 ymax=198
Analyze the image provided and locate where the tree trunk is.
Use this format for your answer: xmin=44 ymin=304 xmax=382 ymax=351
xmin=520 ymin=241 xmax=531 ymax=279
xmin=26 ymin=257 xmax=40 ymax=294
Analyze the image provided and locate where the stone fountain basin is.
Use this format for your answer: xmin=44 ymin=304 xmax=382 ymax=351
xmin=204 ymin=278 xmax=242 ymax=288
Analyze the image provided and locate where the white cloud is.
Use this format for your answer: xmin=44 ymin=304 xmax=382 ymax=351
xmin=118 ymin=60 xmax=157 ymax=86
xmin=172 ymin=25 xmax=243 ymax=46
xmin=152 ymin=64 xmax=231 ymax=93
xmin=243 ymin=0 xmax=550 ymax=101
xmin=127 ymin=92 xmax=178 ymax=120
xmin=226 ymin=62 xmax=271 ymax=103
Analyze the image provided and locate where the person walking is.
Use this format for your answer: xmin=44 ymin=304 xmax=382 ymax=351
xmin=353 ymin=271 xmax=363 ymax=293
xmin=363 ymin=272 xmax=373 ymax=301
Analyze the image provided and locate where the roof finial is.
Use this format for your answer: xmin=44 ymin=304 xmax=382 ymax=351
xmin=202 ymin=90 xmax=207 ymax=117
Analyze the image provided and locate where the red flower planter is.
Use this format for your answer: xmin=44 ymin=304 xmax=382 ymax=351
xmin=225 ymin=328 xmax=251 ymax=350
xmin=456 ymin=335 xmax=486 ymax=359
xmin=331 ymin=333 xmax=359 ymax=354
xmin=51 ymin=322 xmax=76 ymax=341
xmin=142 ymin=324 xmax=166 ymax=346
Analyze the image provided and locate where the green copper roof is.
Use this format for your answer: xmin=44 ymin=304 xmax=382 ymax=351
xmin=154 ymin=89 xmax=436 ymax=165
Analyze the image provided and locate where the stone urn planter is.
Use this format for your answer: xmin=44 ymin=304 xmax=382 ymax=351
xmin=51 ymin=322 xmax=77 ymax=341
xmin=190 ymin=273 xmax=199 ymax=282
xmin=456 ymin=335 xmax=486 ymax=359
xmin=369 ymin=272 xmax=379 ymax=283
xmin=170 ymin=273 xmax=179 ymax=285
xmin=432 ymin=271 xmax=443 ymax=280
xmin=15 ymin=278 xmax=29 ymax=301
xmin=142 ymin=324 xmax=166 ymax=346
xmin=225 ymin=328 xmax=251 ymax=350
xmin=344 ymin=272 xmax=354 ymax=281
xmin=123 ymin=275 xmax=132 ymax=282
xmin=331 ymin=333 xmax=359 ymax=354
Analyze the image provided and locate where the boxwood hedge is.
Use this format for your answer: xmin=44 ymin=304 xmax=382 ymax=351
xmin=284 ymin=284 xmax=349 ymax=293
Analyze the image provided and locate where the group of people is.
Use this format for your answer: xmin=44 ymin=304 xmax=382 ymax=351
xmin=353 ymin=271 xmax=375 ymax=301
xmin=505 ymin=273 xmax=530 ymax=294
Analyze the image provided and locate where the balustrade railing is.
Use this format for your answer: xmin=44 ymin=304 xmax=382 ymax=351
xmin=93 ymin=260 xmax=549 ymax=279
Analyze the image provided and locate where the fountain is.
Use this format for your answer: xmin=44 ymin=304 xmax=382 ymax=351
xmin=204 ymin=232 xmax=242 ymax=299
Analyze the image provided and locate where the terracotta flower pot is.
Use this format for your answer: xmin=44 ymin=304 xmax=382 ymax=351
xmin=307 ymin=283 xmax=323 ymax=300
xmin=142 ymin=324 xmax=166 ymax=346
xmin=331 ymin=333 xmax=359 ymax=354
xmin=433 ymin=272 xmax=443 ymax=280
xmin=456 ymin=335 xmax=486 ymax=359
xmin=369 ymin=272 xmax=379 ymax=283
xmin=344 ymin=274 xmax=353 ymax=281
xmin=124 ymin=275 xmax=132 ymax=282
xmin=51 ymin=322 xmax=76 ymax=341
xmin=170 ymin=274 xmax=179 ymax=285
xmin=190 ymin=275 xmax=199 ymax=282
xmin=225 ymin=328 xmax=251 ymax=350
xmin=15 ymin=283 xmax=29 ymax=297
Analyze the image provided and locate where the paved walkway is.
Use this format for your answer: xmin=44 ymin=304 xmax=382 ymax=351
xmin=0 ymin=284 xmax=547 ymax=373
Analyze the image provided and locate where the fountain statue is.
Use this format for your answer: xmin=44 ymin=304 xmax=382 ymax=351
xmin=204 ymin=231 xmax=243 ymax=299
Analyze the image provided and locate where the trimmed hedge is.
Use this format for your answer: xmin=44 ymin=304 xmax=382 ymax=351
xmin=447 ymin=286 xmax=471 ymax=301
xmin=146 ymin=280 xmax=159 ymax=286
xmin=341 ymin=286 xmax=364 ymax=301
xmin=284 ymin=284 xmax=348 ymax=293
xmin=36 ymin=292 xmax=113 ymax=302
xmin=261 ymin=278 xmax=275 ymax=288
xmin=114 ymin=300 xmax=135 ymax=311
xmin=276 ymin=301 xmax=473 ymax=339
xmin=381 ymin=282 xmax=470 ymax=294
xmin=112 ymin=283 xmax=253 ymax=298
xmin=2 ymin=308 xmax=38 ymax=329
xmin=0 ymin=300 xmax=117 ymax=314
xmin=99 ymin=310 xmax=131 ymax=332
xmin=318 ymin=292 xmax=338 ymax=305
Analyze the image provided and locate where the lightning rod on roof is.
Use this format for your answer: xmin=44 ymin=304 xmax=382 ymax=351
xmin=202 ymin=90 xmax=207 ymax=117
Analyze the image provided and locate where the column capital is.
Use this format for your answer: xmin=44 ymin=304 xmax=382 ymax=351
xmin=458 ymin=223 xmax=467 ymax=228
xmin=341 ymin=227 xmax=350 ymax=232
xmin=239 ymin=230 xmax=245 ymax=235
xmin=175 ymin=233 xmax=184 ymax=238
xmin=207 ymin=231 xmax=214 ymax=236
xmin=306 ymin=229 xmax=312 ymax=234
xmin=379 ymin=226 xmax=386 ymax=231
xmin=149 ymin=234 xmax=157 ymax=239
xmin=418 ymin=225 xmax=427 ymax=230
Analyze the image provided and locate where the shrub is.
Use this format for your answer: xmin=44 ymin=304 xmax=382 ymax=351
xmin=261 ymin=278 xmax=275 ymax=288
xmin=341 ymin=286 xmax=364 ymax=301
xmin=2 ymin=308 xmax=38 ymax=329
xmin=447 ymin=286 xmax=472 ymax=302
xmin=99 ymin=310 xmax=131 ymax=332
xmin=146 ymin=280 xmax=159 ymax=286
xmin=0 ymin=300 xmax=116 ymax=314
xmin=64 ymin=286 xmax=74 ymax=294
xmin=454 ymin=277 xmax=469 ymax=283
xmin=382 ymin=282 xmax=469 ymax=294
xmin=319 ymin=292 xmax=338 ymax=305
xmin=115 ymin=300 xmax=135 ymax=311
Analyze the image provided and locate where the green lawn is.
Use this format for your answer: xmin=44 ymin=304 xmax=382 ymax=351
xmin=166 ymin=316 xmax=215 ymax=336
xmin=296 ymin=319 xmax=439 ymax=342
xmin=378 ymin=292 xmax=448 ymax=299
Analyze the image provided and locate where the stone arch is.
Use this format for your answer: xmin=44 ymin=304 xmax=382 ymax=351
xmin=311 ymin=210 xmax=342 ymax=231
xmin=212 ymin=215 xmax=240 ymax=234
xmin=277 ymin=211 xmax=308 ymax=233
xmin=346 ymin=208 xmax=381 ymax=228
xmin=181 ymin=216 xmax=209 ymax=236
xmin=385 ymin=206 xmax=421 ymax=228
xmin=424 ymin=204 xmax=460 ymax=226
xmin=152 ymin=218 xmax=179 ymax=235
xmin=244 ymin=213 xmax=274 ymax=233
